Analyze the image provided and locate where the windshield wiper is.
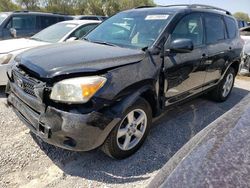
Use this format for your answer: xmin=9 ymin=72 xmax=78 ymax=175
xmin=83 ymin=37 xmax=117 ymax=46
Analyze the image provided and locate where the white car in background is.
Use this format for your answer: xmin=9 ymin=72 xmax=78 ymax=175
xmin=0 ymin=20 xmax=100 ymax=85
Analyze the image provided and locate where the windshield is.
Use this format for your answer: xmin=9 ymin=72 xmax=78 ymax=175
xmin=85 ymin=11 xmax=171 ymax=49
xmin=31 ymin=22 xmax=78 ymax=43
xmin=0 ymin=13 xmax=8 ymax=25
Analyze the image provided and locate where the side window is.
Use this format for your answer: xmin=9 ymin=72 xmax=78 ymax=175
xmin=69 ymin=24 xmax=98 ymax=39
xmin=81 ymin=17 xmax=99 ymax=21
xmin=58 ymin=17 xmax=65 ymax=22
xmin=6 ymin=15 xmax=36 ymax=30
xmin=225 ymin=17 xmax=237 ymax=39
xmin=171 ymin=14 xmax=204 ymax=47
xmin=39 ymin=16 xmax=58 ymax=29
xmin=205 ymin=15 xmax=225 ymax=44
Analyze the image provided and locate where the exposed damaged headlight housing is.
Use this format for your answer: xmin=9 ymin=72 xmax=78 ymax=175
xmin=50 ymin=76 xmax=107 ymax=103
xmin=0 ymin=54 xmax=13 ymax=65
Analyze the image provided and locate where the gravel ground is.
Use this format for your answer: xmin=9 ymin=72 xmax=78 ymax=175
xmin=0 ymin=77 xmax=250 ymax=188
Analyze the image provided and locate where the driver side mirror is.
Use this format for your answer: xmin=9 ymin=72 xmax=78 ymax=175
xmin=168 ymin=39 xmax=194 ymax=53
xmin=10 ymin=28 xmax=17 ymax=38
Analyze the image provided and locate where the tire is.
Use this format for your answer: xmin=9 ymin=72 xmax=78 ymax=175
xmin=101 ymin=98 xmax=152 ymax=159
xmin=210 ymin=67 xmax=236 ymax=102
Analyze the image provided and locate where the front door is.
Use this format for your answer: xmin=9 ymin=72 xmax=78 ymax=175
xmin=164 ymin=13 xmax=207 ymax=105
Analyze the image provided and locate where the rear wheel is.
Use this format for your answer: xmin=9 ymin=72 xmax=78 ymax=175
xmin=102 ymin=98 xmax=152 ymax=159
xmin=210 ymin=67 xmax=235 ymax=102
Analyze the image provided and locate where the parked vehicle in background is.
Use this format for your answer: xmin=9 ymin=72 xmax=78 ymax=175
xmin=240 ymin=41 xmax=250 ymax=76
xmin=73 ymin=15 xmax=108 ymax=21
xmin=237 ymin=19 xmax=248 ymax=28
xmin=240 ymin=26 xmax=250 ymax=41
xmin=6 ymin=4 xmax=242 ymax=159
xmin=239 ymin=26 xmax=250 ymax=75
xmin=0 ymin=20 xmax=100 ymax=85
xmin=0 ymin=11 xmax=72 ymax=40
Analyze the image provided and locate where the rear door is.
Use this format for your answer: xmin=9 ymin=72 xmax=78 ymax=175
xmin=164 ymin=13 xmax=207 ymax=105
xmin=202 ymin=13 xmax=230 ymax=87
xmin=37 ymin=16 xmax=58 ymax=30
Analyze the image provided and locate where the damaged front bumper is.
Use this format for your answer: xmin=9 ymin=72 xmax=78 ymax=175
xmin=7 ymin=80 xmax=120 ymax=151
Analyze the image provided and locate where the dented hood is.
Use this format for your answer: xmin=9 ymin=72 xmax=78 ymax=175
xmin=18 ymin=40 xmax=145 ymax=79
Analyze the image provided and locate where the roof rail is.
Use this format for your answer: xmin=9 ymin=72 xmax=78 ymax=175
xmin=135 ymin=5 xmax=156 ymax=9
xmin=14 ymin=10 xmax=29 ymax=13
xmin=153 ymin=4 xmax=232 ymax=15
xmin=189 ymin=4 xmax=232 ymax=15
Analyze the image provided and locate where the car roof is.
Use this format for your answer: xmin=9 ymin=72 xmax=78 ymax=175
xmin=123 ymin=5 xmax=232 ymax=17
xmin=74 ymin=15 xmax=104 ymax=18
xmin=59 ymin=20 xmax=101 ymax=25
xmin=9 ymin=11 xmax=68 ymax=17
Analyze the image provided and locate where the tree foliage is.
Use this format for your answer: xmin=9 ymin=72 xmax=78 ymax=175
xmin=0 ymin=0 xmax=19 ymax=11
xmin=234 ymin=12 xmax=250 ymax=22
xmin=0 ymin=0 xmax=155 ymax=15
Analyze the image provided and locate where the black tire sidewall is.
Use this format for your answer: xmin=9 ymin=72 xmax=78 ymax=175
xmin=104 ymin=98 xmax=152 ymax=159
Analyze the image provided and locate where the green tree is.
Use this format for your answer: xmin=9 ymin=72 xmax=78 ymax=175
xmin=234 ymin=12 xmax=250 ymax=22
xmin=16 ymin=0 xmax=40 ymax=10
xmin=0 ymin=0 xmax=19 ymax=11
xmin=1 ymin=0 xmax=155 ymax=15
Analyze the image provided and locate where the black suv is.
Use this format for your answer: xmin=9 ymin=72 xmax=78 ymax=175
xmin=0 ymin=11 xmax=71 ymax=40
xmin=6 ymin=5 xmax=243 ymax=159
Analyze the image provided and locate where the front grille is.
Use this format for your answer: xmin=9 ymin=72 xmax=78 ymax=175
xmin=13 ymin=69 xmax=40 ymax=98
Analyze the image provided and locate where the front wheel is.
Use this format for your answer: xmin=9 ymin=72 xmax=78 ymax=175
xmin=210 ymin=67 xmax=235 ymax=102
xmin=101 ymin=98 xmax=152 ymax=159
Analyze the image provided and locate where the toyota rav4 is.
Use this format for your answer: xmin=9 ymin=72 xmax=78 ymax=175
xmin=6 ymin=5 xmax=243 ymax=159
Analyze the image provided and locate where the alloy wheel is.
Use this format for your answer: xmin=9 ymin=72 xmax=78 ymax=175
xmin=222 ymin=73 xmax=234 ymax=98
xmin=116 ymin=109 xmax=147 ymax=151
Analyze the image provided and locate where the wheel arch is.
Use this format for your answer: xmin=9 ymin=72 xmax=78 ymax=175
xmin=108 ymin=81 xmax=160 ymax=119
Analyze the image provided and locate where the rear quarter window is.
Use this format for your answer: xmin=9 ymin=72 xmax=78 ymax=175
xmin=225 ymin=17 xmax=237 ymax=39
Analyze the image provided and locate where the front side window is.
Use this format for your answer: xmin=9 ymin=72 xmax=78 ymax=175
xmin=31 ymin=22 xmax=77 ymax=43
xmin=205 ymin=14 xmax=225 ymax=44
xmin=70 ymin=24 xmax=98 ymax=39
xmin=171 ymin=13 xmax=204 ymax=47
xmin=225 ymin=17 xmax=237 ymax=39
xmin=85 ymin=12 xmax=172 ymax=49
xmin=6 ymin=15 xmax=36 ymax=30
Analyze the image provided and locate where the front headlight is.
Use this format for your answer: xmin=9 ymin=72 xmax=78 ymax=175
xmin=50 ymin=76 xmax=107 ymax=103
xmin=0 ymin=54 xmax=13 ymax=65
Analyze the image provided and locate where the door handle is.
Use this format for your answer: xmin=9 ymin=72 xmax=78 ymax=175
xmin=201 ymin=53 xmax=207 ymax=58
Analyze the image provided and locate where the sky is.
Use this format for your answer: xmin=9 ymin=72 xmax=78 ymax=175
xmin=154 ymin=0 xmax=250 ymax=15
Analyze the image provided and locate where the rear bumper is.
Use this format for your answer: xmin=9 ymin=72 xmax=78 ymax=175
xmin=7 ymin=81 xmax=120 ymax=151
